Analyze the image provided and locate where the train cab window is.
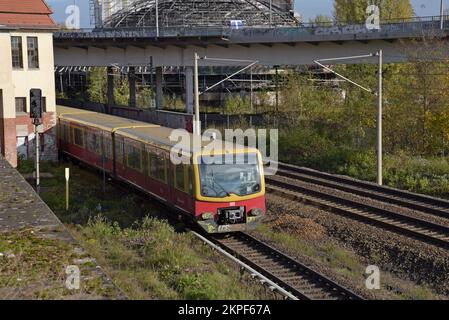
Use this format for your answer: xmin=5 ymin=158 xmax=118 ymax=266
xmin=127 ymin=145 xmax=142 ymax=171
xmin=72 ymin=127 xmax=84 ymax=147
xmin=149 ymin=153 xmax=167 ymax=183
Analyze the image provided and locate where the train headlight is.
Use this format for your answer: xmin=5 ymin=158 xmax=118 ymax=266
xmin=201 ymin=212 xmax=214 ymax=220
xmin=251 ymin=208 xmax=263 ymax=216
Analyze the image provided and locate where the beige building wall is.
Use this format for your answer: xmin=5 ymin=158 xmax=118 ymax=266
xmin=0 ymin=29 xmax=57 ymax=167
xmin=0 ymin=32 xmax=14 ymax=119
xmin=9 ymin=31 xmax=56 ymax=116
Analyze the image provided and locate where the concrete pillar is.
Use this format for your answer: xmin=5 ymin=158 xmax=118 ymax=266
xmin=155 ymin=66 xmax=164 ymax=110
xmin=185 ymin=66 xmax=194 ymax=114
xmin=128 ymin=66 xmax=137 ymax=108
xmin=107 ymin=66 xmax=115 ymax=108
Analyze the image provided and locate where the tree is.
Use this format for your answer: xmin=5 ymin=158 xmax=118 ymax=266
xmin=334 ymin=0 xmax=413 ymax=23
xmin=309 ymin=14 xmax=333 ymax=26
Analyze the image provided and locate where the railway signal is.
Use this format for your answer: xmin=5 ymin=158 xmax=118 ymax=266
xmin=30 ymin=88 xmax=42 ymax=193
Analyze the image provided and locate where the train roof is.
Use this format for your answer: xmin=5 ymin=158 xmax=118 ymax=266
xmin=56 ymin=106 xmax=255 ymax=155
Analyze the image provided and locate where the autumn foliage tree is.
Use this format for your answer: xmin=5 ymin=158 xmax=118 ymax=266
xmin=334 ymin=0 xmax=414 ymax=22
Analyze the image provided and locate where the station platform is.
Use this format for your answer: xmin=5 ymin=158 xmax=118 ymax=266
xmin=0 ymin=156 xmax=124 ymax=299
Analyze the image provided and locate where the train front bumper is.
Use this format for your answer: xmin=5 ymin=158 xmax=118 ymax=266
xmin=197 ymin=215 xmax=264 ymax=234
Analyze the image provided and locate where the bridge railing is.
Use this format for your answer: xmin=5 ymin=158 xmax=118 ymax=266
xmin=54 ymin=15 xmax=449 ymax=39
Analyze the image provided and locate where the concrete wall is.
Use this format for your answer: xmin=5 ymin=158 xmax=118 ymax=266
xmin=54 ymin=40 xmax=409 ymax=68
xmin=0 ymin=30 xmax=57 ymax=167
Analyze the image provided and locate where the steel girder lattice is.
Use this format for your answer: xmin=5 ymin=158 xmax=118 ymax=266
xmin=95 ymin=0 xmax=296 ymax=29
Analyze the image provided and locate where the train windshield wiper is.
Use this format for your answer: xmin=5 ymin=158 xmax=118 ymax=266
xmin=210 ymin=171 xmax=231 ymax=197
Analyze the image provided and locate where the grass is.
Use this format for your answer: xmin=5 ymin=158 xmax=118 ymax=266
xmin=253 ymin=222 xmax=442 ymax=300
xmin=17 ymin=159 xmax=271 ymax=300
xmin=0 ymin=228 xmax=117 ymax=299
xmin=71 ymin=215 xmax=270 ymax=300
xmin=278 ymin=128 xmax=449 ymax=199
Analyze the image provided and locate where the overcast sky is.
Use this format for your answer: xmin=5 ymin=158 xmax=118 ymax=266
xmin=47 ymin=0 xmax=446 ymax=28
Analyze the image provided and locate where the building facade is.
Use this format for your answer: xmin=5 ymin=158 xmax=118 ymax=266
xmin=0 ymin=0 xmax=58 ymax=167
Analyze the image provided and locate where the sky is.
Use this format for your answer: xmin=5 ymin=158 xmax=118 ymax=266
xmin=47 ymin=0 xmax=446 ymax=28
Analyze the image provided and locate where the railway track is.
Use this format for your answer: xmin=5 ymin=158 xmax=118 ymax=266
xmin=196 ymin=231 xmax=362 ymax=300
xmin=266 ymin=166 xmax=449 ymax=249
xmin=273 ymin=162 xmax=449 ymax=220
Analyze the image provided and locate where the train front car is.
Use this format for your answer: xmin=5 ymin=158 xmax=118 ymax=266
xmin=193 ymin=148 xmax=266 ymax=233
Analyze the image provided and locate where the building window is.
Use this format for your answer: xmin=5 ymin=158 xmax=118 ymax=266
xmin=42 ymin=97 xmax=47 ymax=113
xmin=15 ymin=98 xmax=27 ymax=114
xmin=11 ymin=36 xmax=23 ymax=69
xmin=27 ymin=37 xmax=39 ymax=68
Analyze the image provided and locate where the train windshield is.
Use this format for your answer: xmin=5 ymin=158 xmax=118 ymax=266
xmin=198 ymin=152 xmax=262 ymax=198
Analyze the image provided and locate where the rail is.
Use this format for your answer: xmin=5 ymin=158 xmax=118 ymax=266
xmin=193 ymin=231 xmax=363 ymax=300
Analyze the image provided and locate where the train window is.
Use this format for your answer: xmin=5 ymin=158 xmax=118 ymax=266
xmin=60 ymin=123 xmax=68 ymax=142
xmin=64 ymin=124 xmax=70 ymax=143
xmin=188 ymin=166 xmax=194 ymax=194
xmin=175 ymin=165 xmax=186 ymax=192
xmin=149 ymin=153 xmax=167 ymax=183
xmin=127 ymin=144 xmax=142 ymax=171
xmin=87 ymin=131 xmax=101 ymax=154
xmin=103 ymin=136 xmax=113 ymax=160
xmin=175 ymin=164 xmax=192 ymax=194
xmin=72 ymin=127 xmax=84 ymax=147
xmin=114 ymin=138 xmax=124 ymax=164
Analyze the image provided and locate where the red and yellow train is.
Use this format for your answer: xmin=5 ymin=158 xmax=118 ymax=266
xmin=57 ymin=106 xmax=266 ymax=233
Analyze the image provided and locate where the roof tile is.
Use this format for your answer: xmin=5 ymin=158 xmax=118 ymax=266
xmin=0 ymin=0 xmax=55 ymax=28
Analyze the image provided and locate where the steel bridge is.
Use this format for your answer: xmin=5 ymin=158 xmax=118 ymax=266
xmin=53 ymin=14 xmax=449 ymax=112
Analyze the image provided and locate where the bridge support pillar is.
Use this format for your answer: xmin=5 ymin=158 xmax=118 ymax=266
xmin=107 ymin=66 xmax=115 ymax=109
xmin=128 ymin=66 xmax=136 ymax=108
xmin=155 ymin=66 xmax=164 ymax=109
xmin=185 ymin=66 xmax=194 ymax=114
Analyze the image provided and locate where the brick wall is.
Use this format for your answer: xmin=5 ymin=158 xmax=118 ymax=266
xmin=0 ymin=112 xmax=57 ymax=168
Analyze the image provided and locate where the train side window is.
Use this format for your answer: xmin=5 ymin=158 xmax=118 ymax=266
xmin=175 ymin=165 xmax=185 ymax=192
xmin=72 ymin=127 xmax=84 ymax=147
xmin=87 ymin=131 xmax=101 ymax=154
xmin=149 ymin=153 xmax=167 ymax=183
xmin=64 ymin=124 xmax=70 ymax=143
xmin=188 ymin=166 xmax=194 ymax=194
xmin=103 ymin=136 xmax=113 ymax=160
xmin=60 ymin=123 xmax=67 ymax=142
xmin=115 ymin=138 xmax=124 ymax=164
xmin=127 ymin=144 xmax=142 ymax=171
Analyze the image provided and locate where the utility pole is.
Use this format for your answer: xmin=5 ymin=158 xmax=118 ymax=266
xmin=441 ymin=0 xmax=445 ymax=30
xmin=269 ymin=0 xmax=273 ymax=26
xmin=275 ymin=65 xmax=279 ymax=113
xmin=377 ymin=49 xmax=383 ymax=185
xmin=194 ymin=52 xmax=201 ymax=135
xmin=156 ymin=0 xmax=159 ymax=37
xmin=35 ymin=124 xmax=40 ymax=192
xmin=314 ymin=52 xmax=384 ymax=185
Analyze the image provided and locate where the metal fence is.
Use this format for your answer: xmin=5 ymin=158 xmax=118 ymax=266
xmin=55 ymin=15 xmax=449 ymax=41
